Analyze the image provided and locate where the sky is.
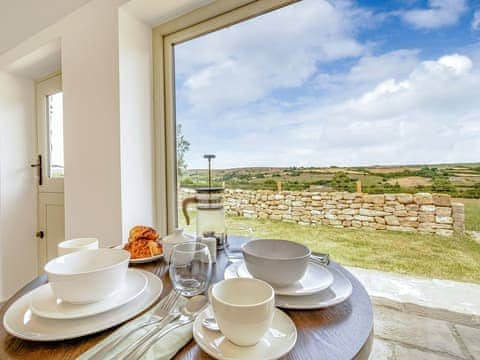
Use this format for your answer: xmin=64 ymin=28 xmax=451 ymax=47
xmin=175 ymin=0 xmax=480 ymax=169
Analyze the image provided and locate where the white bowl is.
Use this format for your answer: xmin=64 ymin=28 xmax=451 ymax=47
xmin=241 ymin=239 xmax=311 ymax=287
xmin=44 ymin=249 xmax=130 ymax=304
xmin=57 ymin=238 xmax=99 ymax=256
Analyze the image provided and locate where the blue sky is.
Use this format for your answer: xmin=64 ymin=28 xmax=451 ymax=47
xmin=175 ymin=0 xmax=480 ymax=169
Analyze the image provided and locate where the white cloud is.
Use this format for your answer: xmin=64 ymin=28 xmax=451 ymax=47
xmin=315 ymin=49 xmax=420 ymax=99
xmin=184 ymin=54 xmax=480 ymax=168
xmin=472 ymin=10 xmax=480 ymax=30
xmin=173 ymin=0 xmax=479 ymax=169
xmin=175 ymin=0 xmax=373 ymax=116
xmin=401 ymin=0 xmax=467 ymax=29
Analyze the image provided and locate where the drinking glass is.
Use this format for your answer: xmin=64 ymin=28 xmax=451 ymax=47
xmin=169 ymin=242 xmax=212 ymax=297
xmin=225 ymin=225 xmax=254 ymax=262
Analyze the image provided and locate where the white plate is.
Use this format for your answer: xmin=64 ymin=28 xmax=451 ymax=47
xmin=128 ymin=254 xmax=163 ymax=264
xmin=236 ymin=260 xmax=333 ymax=296
xmin=30 ymin=269 xmax=148 ymax=320
xmin=225 ymin=262 xmax=352 ymax=309
xmin=3 ymin=270 xmax=163 ymax=341
xmin=114 ymin=245 xmax=164 ymax=263
xmin=193 ymin=306 xmax=297 ymax=360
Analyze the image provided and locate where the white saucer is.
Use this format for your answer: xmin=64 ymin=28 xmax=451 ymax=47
xmin=225 ymin=262 xmax=352 ymax=309
xmin=3 ymin=270 xmax=163 ymax=341
xmin=30 ymin=269 xmax=148 ymax=319
xmin=193 ymin=306 xmax=297 ymax=360
xmin=235 ymin=260 xmax=333 ymax=296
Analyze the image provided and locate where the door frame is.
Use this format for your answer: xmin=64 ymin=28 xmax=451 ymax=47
xmin=152 ymin=0 xmax=298 ymax=234
xmin=35 ymin=72 xmax=64 ymax=274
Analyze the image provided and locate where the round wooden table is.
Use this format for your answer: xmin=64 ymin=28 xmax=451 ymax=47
xmin=0 ymin=237 xmax=373 ymax=359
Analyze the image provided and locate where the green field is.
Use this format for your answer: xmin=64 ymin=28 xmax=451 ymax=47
xmin=181 ymin=163 xmax=480 ymax=198
xmin=180 ymin=204 xmax=480 ymax=284
xmin=457 ymin=198 xmax=480 ymax=231
xmin=179 ymin=163 xmax=480 ymax=283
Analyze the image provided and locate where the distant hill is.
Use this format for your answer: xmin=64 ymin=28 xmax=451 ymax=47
xmin=181 ymin=163 xmax=480 ymax=198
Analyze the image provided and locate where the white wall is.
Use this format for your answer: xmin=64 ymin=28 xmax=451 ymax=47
xmin=0 ymin=72 xmax=36 ymax=300
xmin=61 ymin=0 xmax=124 ymax=246
xmin=118 ymin=9 xmax=155 ymax=242
xmin=0 ymin=0 xmax=189 ymax=299
xmin=0 ymin=0 xmax=128 ymax=299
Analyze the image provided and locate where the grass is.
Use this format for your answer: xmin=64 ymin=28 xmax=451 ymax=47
xmin=454 ymin=198 xmax=480 ymax=231
xmin=180 ymin=209 xmax=480 ymax=284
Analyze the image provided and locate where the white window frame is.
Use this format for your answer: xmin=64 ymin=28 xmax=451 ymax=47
xmin=152 ymin=0 xmax=299 ymax=234
xmin=36 ymin=72 xmax=64 ymax=193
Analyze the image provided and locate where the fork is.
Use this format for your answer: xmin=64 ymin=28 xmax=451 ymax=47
xmin=118 ymin=298 xmax=183 ymax=359
xmin=87 ymin=290 xmax=181 ymax=360
xmin=311 ymin=252 xmax=330 ymax=265
xmin=126 ymin=317 xmax=194 ymax=359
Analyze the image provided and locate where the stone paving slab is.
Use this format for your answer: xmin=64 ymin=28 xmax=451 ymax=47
xmin=369 ymin=338 xmax=394 ymax=359
xmin=374 ymin=306 xmax=465 ymax=358
xmin=347 ymin=266 xmax=480 ymax=319
xmin=370 ymin=338 xmax=467 ymax=360
xmin=394 ymin=344 xmax=461 ymax=360
xmin=454 ymin=324 xmax=480 ymax=359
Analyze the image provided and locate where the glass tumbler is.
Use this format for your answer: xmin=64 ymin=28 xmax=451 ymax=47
xmin=225 ymin=225 xmax=254 ymax=262
xmin=169 ymin=242 xmax=212 ymax=297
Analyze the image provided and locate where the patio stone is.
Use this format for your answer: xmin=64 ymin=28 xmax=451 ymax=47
xmin=394 ymin=344 xmax=458 ymax=359
xmin=370 ymin=338 xmax=394 ymax=359
xmin=373 ymin=306 xmax=464 ymax=357
xmin=347 ymin=266 xmax=480 ymax=320
xmin=454 ymin=324 xmax=480 ymax=359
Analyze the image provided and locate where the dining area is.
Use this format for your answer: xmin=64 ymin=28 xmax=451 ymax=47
xmin=0 ymin=231 xmax=373 ymax=359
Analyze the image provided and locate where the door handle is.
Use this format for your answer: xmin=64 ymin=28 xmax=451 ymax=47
xmin=36 ymin=231 xmax=44 ymax=239
xmin=30 ymin=154 xmax=42 ymax=186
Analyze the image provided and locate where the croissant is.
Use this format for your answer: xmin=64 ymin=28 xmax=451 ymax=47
xmin=124 ymin=225 xmax=162 ymax=259
xmin=129 ymin=226 xmax=159 ymax=242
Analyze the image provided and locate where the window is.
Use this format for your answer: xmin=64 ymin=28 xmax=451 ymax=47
xmin=156 ymin=0 xmax=480 ymax=284
xmin=46 ymin=92 xmax=64 ymax=178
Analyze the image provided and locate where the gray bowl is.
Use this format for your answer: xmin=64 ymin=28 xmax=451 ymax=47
xmin=241 ymin=239 xmax=311 ymax=287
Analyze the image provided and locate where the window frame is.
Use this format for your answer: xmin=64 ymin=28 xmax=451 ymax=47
xmin=152 ymin=0 xmax=299 ymax=234
xmin=35 ymin=72 xmax=64 ymax=193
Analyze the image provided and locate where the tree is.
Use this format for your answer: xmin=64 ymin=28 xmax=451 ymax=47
xmin=431 ymin=178 xmax=456 ymax=194
xmin=176 ymin=124 xmax=190 ymax=179
xmin=331 ymin=171 xmax=354 ymax=191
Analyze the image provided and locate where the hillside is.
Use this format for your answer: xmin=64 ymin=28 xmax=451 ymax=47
xmin=181 ymin=163 xmax=480 ymax=198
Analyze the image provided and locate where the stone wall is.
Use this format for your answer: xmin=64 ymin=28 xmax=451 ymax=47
xmin=181 ymin=189 xmax=465 ymax=236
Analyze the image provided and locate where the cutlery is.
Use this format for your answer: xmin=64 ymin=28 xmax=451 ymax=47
xmin=124 ymin=295 xmax=209 ymax=360
xmin=87 ymin=289 xmax=180 ymax=360
xmin=202 ymin=317 xmax=220 ymax=331
xmin=311 ymin=252 xmax=330 ymax=265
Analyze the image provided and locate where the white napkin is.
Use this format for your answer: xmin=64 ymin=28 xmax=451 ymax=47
xmin=78 ymin=295 xmax=193 ymax=360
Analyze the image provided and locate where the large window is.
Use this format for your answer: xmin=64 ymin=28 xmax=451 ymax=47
xmin=158 ymin=0 xmax=480 ymax=283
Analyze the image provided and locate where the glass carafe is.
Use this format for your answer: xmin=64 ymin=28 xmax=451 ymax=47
xmin=182 ymin=187 xmax=226 ymax=249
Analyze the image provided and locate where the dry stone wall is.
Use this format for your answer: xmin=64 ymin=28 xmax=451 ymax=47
xmin=181 ymin=189 xmax=465 ymax=236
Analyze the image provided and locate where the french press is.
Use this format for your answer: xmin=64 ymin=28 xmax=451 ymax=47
xmin=182 ymin=154 xmax=226 ymax=250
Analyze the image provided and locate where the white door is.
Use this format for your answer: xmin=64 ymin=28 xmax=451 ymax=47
xmin=35 ymin=74 xmax=65 ymax=273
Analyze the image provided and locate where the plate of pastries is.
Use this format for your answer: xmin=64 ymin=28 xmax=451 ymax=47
xmin=122 ymin=225 xmax=163 ymax=263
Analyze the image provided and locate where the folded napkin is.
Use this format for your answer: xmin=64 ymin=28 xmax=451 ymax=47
xmin=78 ymin=295 xmax=193 ymax=360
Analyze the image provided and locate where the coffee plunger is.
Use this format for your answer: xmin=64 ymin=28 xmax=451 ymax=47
xmin=182 ymin=154 xmax=226 ymax=250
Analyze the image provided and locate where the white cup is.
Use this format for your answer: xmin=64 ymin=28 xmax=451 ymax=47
xmin=57 ymin=238 xmax=99 ymax=256
xmin=210 ymin=278 xmax=275 ymax=346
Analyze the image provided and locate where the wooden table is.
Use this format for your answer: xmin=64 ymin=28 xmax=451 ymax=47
xmin=0 ymin=237 xmax=373 ymax=359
